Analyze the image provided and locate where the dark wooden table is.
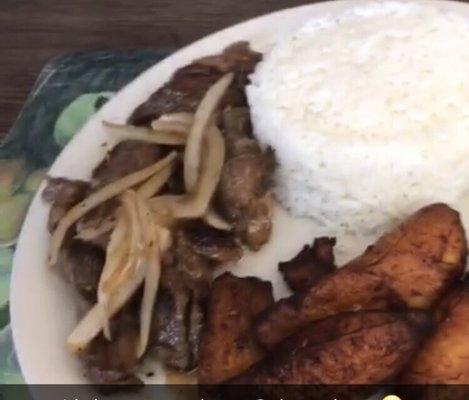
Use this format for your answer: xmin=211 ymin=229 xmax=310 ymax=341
xmin=0 ymin=0 xmax=310 ymax=137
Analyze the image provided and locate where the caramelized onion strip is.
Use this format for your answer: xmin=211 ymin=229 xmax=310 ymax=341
xmin=67 ymin=264 xmax=146 ymax=353
xmin=137 ymin=163 xmax=172 ymax=200
xmin=148 ymin=125 xmax=225 ymax=219
xmin=204 ymin=209 xmax=231 ymax=231
xmin=49 ymin=151 xmax=176 ymax=266
xmin=103 ymin=121 xmax=187 ymax=146
xmin=184 ymin=72 xmax=233 ymax=191
xmin=135 ymin=195 xmax=161 ymax=357
xmin=157 ymin=112 xmax=194 ymax=126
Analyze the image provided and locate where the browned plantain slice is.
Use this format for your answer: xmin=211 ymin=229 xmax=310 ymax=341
xmin=198 ymin=272 xmax=274 ymax=384
xmin=279 ymin=237 xmax=336 ymax=292
xmin=402 ymin=279 xmax=469 ymax=385
xmin=231 ymin=310 xmax=430 ymax=384
xmin=256 ymin=203 xmax=466 ymax=349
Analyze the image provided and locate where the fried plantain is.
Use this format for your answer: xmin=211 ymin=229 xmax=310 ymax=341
xmin=230 ymin=310 xmax=430 ymax=384
xmin=198 ymin=272 xmax=274 ymax=384
xmin=256 ymin=203 xmax=466 ymax=348
xmin=279 ymin=237 xmax=336 ymax=292
xmin=402 ymin=279 xmax=469 ymax=385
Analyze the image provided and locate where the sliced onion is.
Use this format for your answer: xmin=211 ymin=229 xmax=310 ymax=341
xmin=135 ymin=195 xmax=161 ymax=357
xmin=148 ymin=194 xmax=181 ymax=213
xmin=74 ymin=163 xmax=172 ymax=241
xmin=184 ymin=73 xmax=234 ymax=192
xmin=75 ymin=218 xmax=116 ymax=242
xmin=49 ymin=151 xmax=176 ymax=266
xmin=204 ymin=208 xmax=232 ymax=231
xmin=153 ymin=210 xmax=176 ymax=229
xmin=102 ymin=212 xmax=136 ymax=338
xmin=106 ymin=192 xmax=144 ymax=292
xmin=173 ymin=110 xmax=229 ymax=231
xmin=74 ymin=156 xmax=172 ymax=247
xmin=148 ymin=126 xmax=225 ymax=219
xmin=174 ymin=125 xmax=225 ymax=218
xmin=155 ymin=224 xmax=172 ymax=253
xmin=137 ymin=163 xmax=172 ymax=200
xmin=70 ymin=191 xmax=154 ymax=351
xmin=157 ymin=112 xmax=194 ymax=125
xmin=96 ymin=207 xmax=131 ymax=338
xmin=151 ymin=112 xmax=194 ymax=132
xmin=138 ymin=251 xmax=159 ymax=357
xmin=97 ymin=212 xmax=128 ymax=339
xmin=75 ymin=205 xmax=173 ymax=242
xmin=67 ymin=262 xmax=146 ymax=353
xmin=103 ymin=121 xmax=187 ymax=146
xmin=150 ymin=120 xmax=190 ymax=135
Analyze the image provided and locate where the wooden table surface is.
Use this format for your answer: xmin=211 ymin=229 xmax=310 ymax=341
xmin=0 ymin=0 xmax=311 ymax=137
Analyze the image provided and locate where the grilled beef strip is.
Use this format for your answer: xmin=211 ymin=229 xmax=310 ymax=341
xmin=43 ymin=177 xmax=90 ymax=232
xmin=128 ymin=42 xmax=261 ymax=126
xmin=216 ymin=107 xmax=275 ymax=250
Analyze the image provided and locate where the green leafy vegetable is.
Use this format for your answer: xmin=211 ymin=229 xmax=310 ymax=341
xmin=0 ymin=193 xmax=32 ymax=244
xmin=22 ymin=168 xmax=47 ymax=193
xmin=0 ymin=159 xmax=27 ymax=200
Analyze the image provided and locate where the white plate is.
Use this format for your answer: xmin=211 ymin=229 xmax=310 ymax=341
xmin=10 ymin=0 xmax=469 ymax=385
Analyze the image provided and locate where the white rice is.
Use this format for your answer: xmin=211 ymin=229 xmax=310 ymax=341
xmin=247 ymin=1 xmax=469 ymax=236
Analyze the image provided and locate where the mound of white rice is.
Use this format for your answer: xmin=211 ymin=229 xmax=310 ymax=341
xmin=247 ymin=1 xmax=469 ymax=235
